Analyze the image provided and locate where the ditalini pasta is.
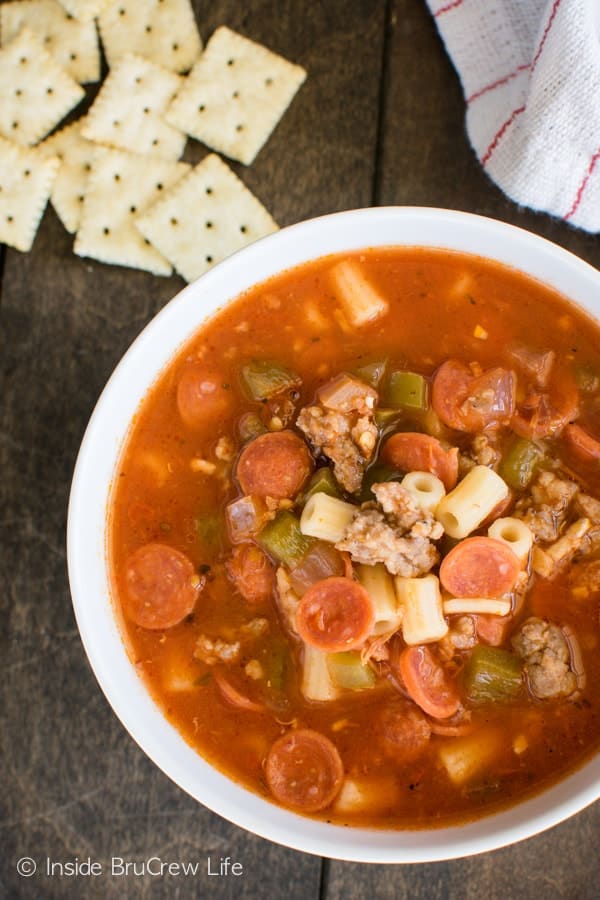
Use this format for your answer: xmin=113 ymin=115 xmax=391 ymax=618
xmin=435 ymin=465 xmax=509 ymax=538
xmin=488 ymin=517 xmax=533 ymax=566
xmin=329 ymin=259 xmax=389 ymax=326
xmin=394 ymin=573 xmax=448 ymax=645
xmin=442 ymin=597 xmax=512 ymax=616
xmin=300 ymin=492 xmax=356 ymax=542
xmin=401 ymin=470 xmax=445 ymax=513
xmin=356 ymin=563 xmax=402 ymax=635
xmin=301 ymin=644 xmax=339 ymax=702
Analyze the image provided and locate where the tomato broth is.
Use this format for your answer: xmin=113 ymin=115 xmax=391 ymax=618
xmin=109 ymin=248 xmax=600 ymax=828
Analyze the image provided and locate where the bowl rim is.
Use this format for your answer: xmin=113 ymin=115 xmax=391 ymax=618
xmin=67 ymin=206 xmax=600 ymax=863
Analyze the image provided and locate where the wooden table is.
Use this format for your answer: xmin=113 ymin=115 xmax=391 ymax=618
xmin=2 ymin=2 xmax=599 ymax=897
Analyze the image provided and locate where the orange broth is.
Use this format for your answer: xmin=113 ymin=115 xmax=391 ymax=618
xmin=109 ymin=248 xmax=600 ymax=827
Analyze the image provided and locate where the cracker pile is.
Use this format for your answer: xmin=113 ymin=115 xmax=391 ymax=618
xmin=0 ymin=2 xmax=306 ymax=281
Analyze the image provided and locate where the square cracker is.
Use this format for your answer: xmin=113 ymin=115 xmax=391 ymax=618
xmin=0 ymin=28 xmax=84 ymax=146
xmin=98 ymin=0 xmax=202 ymax=74
xmin=0 ymin=136 xmax=59 ymax=251
xmin=74 ymin=147 xmax=190 ymax=275
xmin=56 ymin=0 xmax=112 ymax=21
xmin=81 ymin=55 xmax=186 ymax=161
xmin=38 ymin=120 xmax=97 ymax=233
xmin=135 ymin=153 xmax=278 ymax=283
xmin=166 ymin=26 xmax=306 ymax=165
xmin=0 ymin=0 xmax=100 ymax=84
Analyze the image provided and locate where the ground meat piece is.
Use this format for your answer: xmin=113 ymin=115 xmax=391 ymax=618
xmin=459 ymin=434 xmax=501 ymax=475
xmin=336 ymin=483 xmax=442 ymax=576
xmin=193 ymin=635 xmax=241 ymax=666
xmin=438 ymin=616 xmax=477 ymax=660
xmin=532 ymin=518 xmax=591 ymax=579
xmin=514 ymin=470 xmax=578 ymax=542
xmin=376 ymin=699 xmax=432 ymax=763
xmin=296 ymin=376 xmax=378 ymax=493
xmin=296 ymin=406 xmax=377 ymax=493
xmin=511 ymin=617 xmax=577 ymax=699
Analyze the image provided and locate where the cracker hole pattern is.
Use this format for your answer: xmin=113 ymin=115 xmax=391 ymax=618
xmin=103 ymin=226 xmax=110 ymax=234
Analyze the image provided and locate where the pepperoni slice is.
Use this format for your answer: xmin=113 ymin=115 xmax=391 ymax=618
xmin=398 ymin=645 xmax=460 ymax=719
xmin=236 ymin=430 xmax=314 ymax=499
xmin=440 ymin=536 xmax=520 ymax=599
xmin=123 ymin=543 xmax=200 ymax=629
xmin=295 ymin=577 xmax=375 ymax=651
xmin=563 ymin=423 xmax=600 ymax=464
xmin=265 ymin=729 xmax=344 ymax=812
xmin=381 ymin=432 xmax=459 ymax=490
xmin=432 ymin=360 xmax=515 ymax=432
xmin=176 ymin=364 xmax=234 ymax=429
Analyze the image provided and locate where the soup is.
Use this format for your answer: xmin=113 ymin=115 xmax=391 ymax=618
xmin=109 ymin=248 xmax=600 ymax=828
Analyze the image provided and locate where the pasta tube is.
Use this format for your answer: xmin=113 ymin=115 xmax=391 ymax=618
xmin=300 ymin=492 xmax=356 ymax=543
xmin=435 ymin=465 xmax=509 ymax=539
xmin=401 ymin=471 xmax=446 ymax=514
xmin=395 ymin=573 xmax=448 ymax=645
xmin=443 ymin=598 xmax=511 ymax=616
xmin=356 ymin=563 xmax=402 ymax=635
xmin=488 ymin=517 xmax=533 ymax=567
xmin=301 ymin=644 xmax=339 ymax=702
xmin=329 ymin=259 xmax=389 ymax=326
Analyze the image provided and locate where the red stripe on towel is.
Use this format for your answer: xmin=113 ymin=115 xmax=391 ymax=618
xmin=531 ymin=0 xmax=563 ymax=71
xmin=481 ymin=105 xmax=525 ymax=166
xmin=467 ymin=64 xmax=531 ymax=105
xmin=565 ymin=150 xmax=600 ymax=221
xmin=434 ymin=0 xmax=464 ymax=18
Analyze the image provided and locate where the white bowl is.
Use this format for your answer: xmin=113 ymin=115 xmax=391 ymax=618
xmin=67 ymin=207 xmax=600 ymax=863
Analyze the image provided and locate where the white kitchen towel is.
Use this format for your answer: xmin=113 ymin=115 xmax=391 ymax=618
xmin=426 ymin=0 xmax=600 ymax=232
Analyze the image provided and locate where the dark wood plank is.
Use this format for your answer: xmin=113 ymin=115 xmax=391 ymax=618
xmin=325 ymin=803 xmax=600 ymax=900
xmin=0 ymin=2 xmax=386 ymax=897
xmin=326 ymin=1 xmax=600 ymax=896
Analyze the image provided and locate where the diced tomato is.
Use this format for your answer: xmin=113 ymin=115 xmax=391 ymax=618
xmin=381 ymin=432 xmax=459 ymax=490
xmin=440 ymin=537 xmax=521 ymax=599
xmin=176 ymin=363 xmax=234 ymax=428
xmin=377 ymin=699 xmax=432 ymax=762
xmin=123 ymin=543 xmax=201 ymax=630
xmin=474 ymin=613 xmax=512 ymax=646
xmin=225 ymin=543 xmax=275 ymax=604
xmin=432 ymin=360 xmax=516 ymax=432
xmin=562 ymin=423 xmax=600 ymax=464
xmin=265 ymin=728 xmax=344 ymax=812
xmin=398 ymin=645 xmax=460 ymax=719
xmin=512 ymin=373 xmax=579 ymax=439
xmin=236 ymin=430 xmax=314 ymax=499
xmin=295 ymin=577 xmax=375 ymax=651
